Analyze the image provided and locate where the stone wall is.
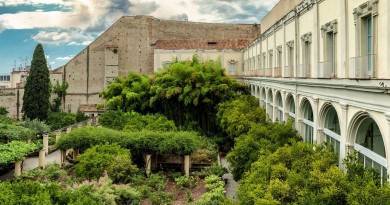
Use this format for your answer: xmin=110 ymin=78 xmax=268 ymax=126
xmin=62 ymin=16 xmax=261 ymax=113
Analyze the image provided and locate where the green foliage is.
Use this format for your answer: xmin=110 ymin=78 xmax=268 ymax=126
xmin=23 ymin=44 xmax=51 ymax=121
xmin=0 ymin=115 xmax=13 ymax=124
xmin=56 ymin=126 xmax=202 ymax=157
xmin=227 ymin=121 xmax=300 ymax=181
xmin=200 ymin=163 xmax=228 ymax=178
xmin=175 ymin=175 xmax=197 ymax=189
xmin=46 ymin=112 xmax=76 ymax=130
xmin=0 ymin=141 xmax=41 ymax=164
xmin=50 ymin=81 xmax=68 ymax=112
xmin=100 ymin=72 xmax=151 ymax=112
xmin=0 ymin=106 xmax=8 ymax=115
xmin=22 ymin=164 xmax=67 ymax=181
xmin=0 ymin=123 xmax=36 ymax=142
xmin=23 ymin=118 xmax=50 ymax=135
xmin=196 ymin=174 xmax=231 ymax=205
xmin=99 ymin=110 xmax=177 ymax=132
xmin=74 ymin=144 xmax=138 ymax=181
xmin=217 ymin=95 xmax=267 ymax=140
xmin=75 ymin=112 xmax=88 ymax=122
xmin=99 ymin=56 xmax=249 ymax=135
xmin=150 ymin=56 xmax=248 ymax=134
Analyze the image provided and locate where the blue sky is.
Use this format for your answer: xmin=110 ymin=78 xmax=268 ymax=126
xmin=0 ymin=0 xmax=278 ymax=73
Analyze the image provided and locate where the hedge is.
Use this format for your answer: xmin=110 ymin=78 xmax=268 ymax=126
xmin=56 ymin=126 xmax=202 ymax=156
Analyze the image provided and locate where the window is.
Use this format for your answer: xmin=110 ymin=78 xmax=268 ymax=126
xmin=229 ymin=62 xmax=237 ymax=73
xmin=300 ymin=33 xmax=312 ymax=77
xmin=320 ymin=20 xmax=337 ymax=78
xmin=363 ymin=15 xmax=373 ymax=72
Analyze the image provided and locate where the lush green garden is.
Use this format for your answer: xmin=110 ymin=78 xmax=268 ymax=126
xmin=2 ymin=51 xmax=390 ymax=205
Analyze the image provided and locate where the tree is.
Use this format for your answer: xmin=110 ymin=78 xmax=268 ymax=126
xmin=22 ymin=44 xmax=50 ymax=120
xmin=50 ymin=81 xmax=68 ymax=112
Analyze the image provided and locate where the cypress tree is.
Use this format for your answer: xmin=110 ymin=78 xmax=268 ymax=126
xmin=22 ymin=44 xmax=50 ymax=120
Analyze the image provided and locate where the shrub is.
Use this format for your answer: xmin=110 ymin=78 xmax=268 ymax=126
xmin=99 ymin=110 xmax=130 ymax=130
xmin=0 ymin=115 xmax=13 ymax=125
xmin=0 ymin=124 xmax=35 ymax=143
xmin=23 ymin=119 xmax=50 ymax=135
xmin=0 ymin=106 xmax=8 ymax=115
xmin=46 ymin=112 xmax=76 ymax=130
xmin=75 ymin=112 xmax=88 ymax=122
xmin=0 ymin=141 xmax=41 ymax=164
xmin=74 ymin=144 xmax=138 ymax=181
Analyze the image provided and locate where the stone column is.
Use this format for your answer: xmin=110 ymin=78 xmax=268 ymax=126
xmin=55 ymin=131 xmax=61 ymax=142
xmin=339 ymin=102 xmax=349 ymax=169
xmin=39 ymin=149 xmax=45 ymax=169
xmin=60 ymin=149 xmax=66 ymax=165
xmin=146 ymin=154 xmax=152 ymax=177
xmin=73 ymin=149 xmax=79 ymax=160
xmin=14 ymin=161 xmax=22 ymax=176
xmin=66 ymin=127 xmax=71 ymax=133
xmin=43 ymin=134 xmax=49 ymax=155
xmin=313 ymin=97 xmax=319 ymax=144
xmin=184 ymin=155 xmax=190 ymax=176
xmin=385 ymin=113 xmax=390 ymax=171
xmin=298 ymin=118 xmax=304 ymax=139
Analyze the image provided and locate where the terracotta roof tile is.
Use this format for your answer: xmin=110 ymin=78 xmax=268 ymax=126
xmin=155 ymin=39 xmax=253 ymax=50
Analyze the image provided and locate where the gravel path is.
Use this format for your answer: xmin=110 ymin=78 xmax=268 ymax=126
xmin=221 ymin=157 xmax=239 ymax=201
xmin=0 ymin=150 xmax=61 ymax=181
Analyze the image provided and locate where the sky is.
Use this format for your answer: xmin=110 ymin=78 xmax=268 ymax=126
xmin=0 ymin=0 xmax=278 ymax=73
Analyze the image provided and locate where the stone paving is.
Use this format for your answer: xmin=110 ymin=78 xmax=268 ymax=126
xmin=0 ymin=150 xmax=61 ymax=181
xmin=221 ymin=157 xmax=238 ymax=201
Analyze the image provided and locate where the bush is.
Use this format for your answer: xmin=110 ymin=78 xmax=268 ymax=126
xmin=0 ymin=115 xmax=13 ymax=125
xmin=0 ymin=106 xmax=8 ymax=115
xmin=74 ymin=144 xmax=138 ymax=181
xmin=46 ymin=112 xmax=76 ymax=130
xmin=23 ymin=119 xmax=50 ymax=135
xmin=196 ymin=174 xmax=229 ymax=205
xmin=75 ymin=112 xmax=88 ymax=122
xmin=0 ymin=141 xmax=41 ymax=164
xmin=0 ymin=124 xmax=35 ymax=143
xmin=99 ymin=110 xmax=131 ymax=130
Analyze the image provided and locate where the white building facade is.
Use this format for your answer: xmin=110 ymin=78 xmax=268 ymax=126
xmin=243 ymin=0 xmax=390 ymax=182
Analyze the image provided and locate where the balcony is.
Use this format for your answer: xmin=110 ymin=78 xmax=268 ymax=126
xmin=318 ymin=61 xmax=335 ymax=78
xmin=297 ymin=64 xmax=311 ymax=78
xmin=265 ymin=68 xmax=272 ymax=77
xmin=349 ymin=54 xmax=376 ymax=79
xmin=274 ymin=67 xmax=282 ymax=77
xmin=283 ymin=66 xmax=293 ymax=78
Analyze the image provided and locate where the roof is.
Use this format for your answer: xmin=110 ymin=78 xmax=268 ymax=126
xmin=79 ymin=104 xmax=106 ymax=112
xmin=154 ymin=39 xmax=253 ymax=50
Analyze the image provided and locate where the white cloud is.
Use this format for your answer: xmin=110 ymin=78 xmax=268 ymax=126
xmin=0 ymin=0 xmax=71 ymax=7
xmin=32 ymin=30 xmax=95 ymax=45
xmin=56 ymin=55 xmax=74 ymax=61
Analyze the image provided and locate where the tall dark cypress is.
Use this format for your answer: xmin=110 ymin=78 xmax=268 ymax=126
xmin=22 ymin=44 xmax=50 ymax=120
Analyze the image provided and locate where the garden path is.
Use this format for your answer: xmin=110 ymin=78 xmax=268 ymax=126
xmin=0 ymin=150 xmax=61 ymax=181
xmin=221 ymin=157 xmax=238 ymax=201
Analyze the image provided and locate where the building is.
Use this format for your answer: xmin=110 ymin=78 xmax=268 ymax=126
xmin=153 ymin=39 xmax=251 ymax=75
xmin=243 ymin=0 xmax=390 ymax=182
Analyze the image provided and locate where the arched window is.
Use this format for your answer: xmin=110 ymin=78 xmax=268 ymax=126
xmin=354 ymin=116 xmax=387 ymax=183
xmin=267 ymin=89 xmax=273 ymax=120
xmin=287 ymin=95 xmax=295 ymax=120
xmin=276 ymin=92 xmax=283 ymax=122
xmin=323 ymin=106 xmax=341 ymax=165
xmin=303 ymin=100 xmax=314 ymax=144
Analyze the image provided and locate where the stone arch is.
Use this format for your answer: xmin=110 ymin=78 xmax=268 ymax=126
xmin=275 ymin=91 xmax=283 ymax=122
xmin=319 ymin=102 xmax=342 ymax=165
xmin=266 ymin=88 xmax=274 ymax=120
xmin=300 ymin=97 xmax=314 ymax=144
xmin=260 ymin=87 xmax=266 ymax=108
xmin=347 ymin=111 xmax=387 ymax=158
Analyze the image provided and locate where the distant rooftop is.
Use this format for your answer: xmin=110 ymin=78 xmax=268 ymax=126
xmin=154 ymin=39 xmax=253 ymax=50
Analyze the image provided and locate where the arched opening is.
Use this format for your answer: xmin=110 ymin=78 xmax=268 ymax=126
xmin=322 ymin=104 xmax=341 ymax=165
xmin=351 ymin=113 xmax=387 ymax=183
xmin=302 ymin=99 xmax=314 ymax=144
xmin=267 ymin=89 xmax=273 ymax=120
xmin=276 ymin=92 xmax=283 ymax=122
xmin=260 ymin=87 xmax=266 ymax=109
xmin=287 ymin=94 xmax=296 ymax=126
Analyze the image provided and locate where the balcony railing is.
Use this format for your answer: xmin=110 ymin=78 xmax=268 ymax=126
xmin=318 ymin=61 xmax=335 ymax=78
xmin=274 ymin=67 xmax=282 ymax=77
xmin=349 ymin=54 xmax=376 ymax=79
xmin=265 ymin=68 xmax=272 ymax=77
xmin=297 ymin=64 xmax=311 ymax=78
xmin=283 ymin=66 xmax=293 ymax=78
